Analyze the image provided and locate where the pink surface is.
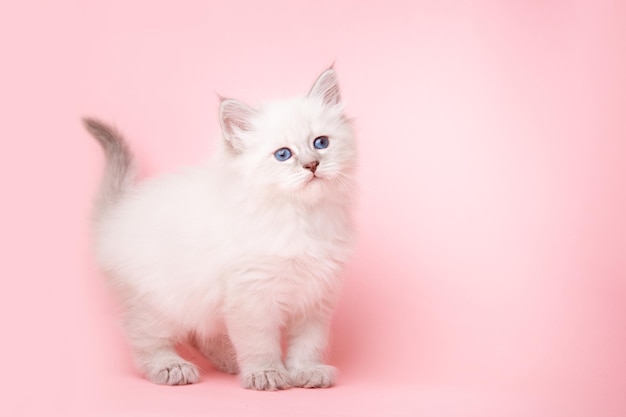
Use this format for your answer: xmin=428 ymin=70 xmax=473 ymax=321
xmin=1 ymin=0 xmax=625 ymax=416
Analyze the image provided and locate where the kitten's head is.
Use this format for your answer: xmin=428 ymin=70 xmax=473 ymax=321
xmin=218 ymin=68 xmax=356 ymax=205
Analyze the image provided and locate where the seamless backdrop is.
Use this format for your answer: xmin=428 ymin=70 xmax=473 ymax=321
xmin=1 ymin=1 xmax=625 ymax=416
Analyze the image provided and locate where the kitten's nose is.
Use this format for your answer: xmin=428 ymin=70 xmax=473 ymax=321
xmin=303 ymin=160 xmax=319 ymax=173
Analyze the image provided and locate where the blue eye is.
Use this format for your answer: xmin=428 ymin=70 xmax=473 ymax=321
xmin=274 ymin=147 xmax=292 ymax=161
xmin=313 ymin=136 xmax=329 ymax=149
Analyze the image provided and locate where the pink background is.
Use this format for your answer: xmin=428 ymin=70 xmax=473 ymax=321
xmin=1 ymin=1 xmax=625 ymax=416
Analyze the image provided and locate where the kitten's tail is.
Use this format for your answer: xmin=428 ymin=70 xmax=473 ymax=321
xmin=82 ymin=117 xmax=137 ymax=219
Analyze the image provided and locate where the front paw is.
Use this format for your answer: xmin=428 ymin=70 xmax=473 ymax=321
xmin=290 ymin=365 xmax=336 ymax=388
xmin=241 ymin=369 xmax=291 ymax=391
xmin=147 ymin=361 xmax=200 ymax=385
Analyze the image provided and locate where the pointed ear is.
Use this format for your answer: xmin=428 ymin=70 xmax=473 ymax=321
xmin=219 ymin=98 xmax=257 ymax=153
xmin=308 ymin=68 xmax=341 ymax=106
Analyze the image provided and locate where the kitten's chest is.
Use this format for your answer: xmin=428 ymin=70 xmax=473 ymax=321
xmin=226 ymin=207 xmax=354 ymax=313
xmin=254 ymin=207 xmax=352 ymax=259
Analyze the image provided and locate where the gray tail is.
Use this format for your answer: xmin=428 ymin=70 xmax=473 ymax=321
xmin=82 ymin=117 xmax=137 ymax=219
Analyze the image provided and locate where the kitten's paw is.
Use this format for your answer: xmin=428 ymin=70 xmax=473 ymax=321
xmin=241 ymin=369 xmax=291 ymax=391
xmin=290 ymin=365 xmax=336 ymax=388
xmin=148 ymin=362 xmax=200 ymax=385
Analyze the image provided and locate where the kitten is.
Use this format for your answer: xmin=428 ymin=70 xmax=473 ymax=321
xmin=83 ymin=68 xmax=357 ymax=390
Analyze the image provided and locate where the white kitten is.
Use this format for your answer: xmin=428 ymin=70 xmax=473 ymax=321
xmin=84 ymin=68 xmax=357 ymax=390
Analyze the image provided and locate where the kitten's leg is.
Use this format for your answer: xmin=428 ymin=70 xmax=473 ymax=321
xmin=285 ymin=311 xmax=336 ymax=388
xmin=192 ymin=333 xmax=239 ymax=375
xmin=224 ymin=281 xmax=290 ymax=391
xmin=125 ymin=307 xmax=200 ymax=385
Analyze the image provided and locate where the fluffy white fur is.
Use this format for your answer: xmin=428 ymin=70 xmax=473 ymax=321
xmin=84 ymin=68 xmax=357 ymax=390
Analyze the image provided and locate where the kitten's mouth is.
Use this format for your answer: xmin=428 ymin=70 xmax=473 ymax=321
xmin=304 ymin=174 xmax=321 ymax=185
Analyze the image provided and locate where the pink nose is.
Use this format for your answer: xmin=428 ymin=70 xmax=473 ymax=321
xmin=303 ymin=161 xmax=319 ymax=173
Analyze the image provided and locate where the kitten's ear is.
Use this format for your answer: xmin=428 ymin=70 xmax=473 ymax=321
xmin=219 ymin=98 xmax=257 ymax=153
xmin=308 ymin=68 xmax=341 ymax=106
